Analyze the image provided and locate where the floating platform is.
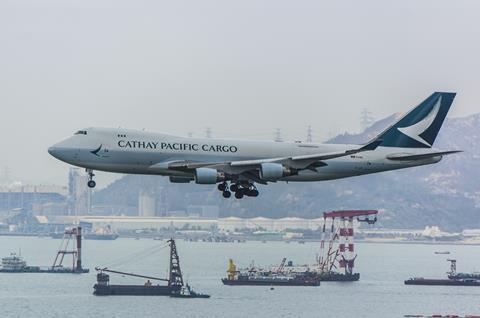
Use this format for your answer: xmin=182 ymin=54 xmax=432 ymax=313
xmin=222 ymin=276 xmax=320 ymax=286
xmin=404 ymin=278 xmax=480 ymax=286
xmin=94 ymin=279 xmax=178 ymax=296
xmin=318 ymin=272 xmax=360 ymax=281
xmin=222 ymin=259 xmax=320 ymax=286
xmin=0 ymin=266 xmax=88 ymax=274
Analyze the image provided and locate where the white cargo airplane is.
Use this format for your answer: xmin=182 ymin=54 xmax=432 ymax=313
xmin=49 ymin=92 xmax=460 ymax=199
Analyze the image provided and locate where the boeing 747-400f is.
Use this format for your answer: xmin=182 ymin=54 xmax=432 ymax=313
xmin=48 ymin=92 xmax=460 ymax=199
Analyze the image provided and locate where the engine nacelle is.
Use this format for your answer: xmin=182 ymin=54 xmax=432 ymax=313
xmin=194 ymin=168 xmax=224 ymax=184
xmin=169 ymin=176 xmax=194 ymax=183
xmin=259 ymin=163 xmax=290 ymax=181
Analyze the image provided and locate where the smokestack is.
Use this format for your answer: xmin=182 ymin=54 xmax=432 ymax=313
xmin=76 ymin=226 xmax=82 ymax=271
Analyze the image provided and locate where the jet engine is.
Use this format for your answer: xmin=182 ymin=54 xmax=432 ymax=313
xmin=259 ymin=163 xmax=291 ymax=181
xmin=194 ymin=168 xmax=224 ymax=184
xmin=169 ymin=176 xmax=194 ymax=183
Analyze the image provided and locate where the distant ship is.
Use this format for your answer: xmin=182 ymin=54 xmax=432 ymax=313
xmin=52 ymin=225 xmax=118 ymax=240
xmin=84 ymin=233 xmax=119 ymax=240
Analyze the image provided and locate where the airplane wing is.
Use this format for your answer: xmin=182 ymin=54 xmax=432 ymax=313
xmin=229 ymin=139 xmax=382 ymax=170
xmin=386 ymin=150 xmax=462 ymax=161
xmin=157 ymin=139 xmax=382 ymax=174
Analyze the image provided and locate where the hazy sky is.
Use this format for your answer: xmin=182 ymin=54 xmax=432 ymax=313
xmin=1 ymin=0 xmax=479 ymax=186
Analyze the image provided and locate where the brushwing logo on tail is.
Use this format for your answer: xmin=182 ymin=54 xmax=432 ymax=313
xmin=397 ymin=96 xmax=442 ymax=147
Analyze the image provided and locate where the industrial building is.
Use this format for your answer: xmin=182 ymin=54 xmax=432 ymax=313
xmin=34 ymin=215 xmax=325 ymax=232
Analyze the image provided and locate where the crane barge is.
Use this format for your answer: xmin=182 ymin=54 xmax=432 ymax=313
xmin=0 ymin=226 xmax=88 ymax=274
xmin=93 ymin=239 xmax=209 ymax=297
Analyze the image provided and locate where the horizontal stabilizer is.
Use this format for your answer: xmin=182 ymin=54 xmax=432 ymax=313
xmin=386 ymin=150 xmax=462 ymax=161
xmin=359 ymin=139 xmax=383 ymax=151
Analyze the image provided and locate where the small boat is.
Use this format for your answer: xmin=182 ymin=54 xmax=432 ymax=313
xmin=434 ymin=251 xmax=450 ymax=255
xmin=170 ymin=284 xmax=210 ymax=298
xmin=1 ymin=253 xmax=27 ymax=271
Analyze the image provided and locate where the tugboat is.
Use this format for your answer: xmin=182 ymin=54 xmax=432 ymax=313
xmin=94 ymin=239 xmax=209 ymax=297
xmin=170 ymin=284 xmax=210 ymax=298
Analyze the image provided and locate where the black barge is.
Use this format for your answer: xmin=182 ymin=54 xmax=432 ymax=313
xmin=405 ymin=278 xmax=480 ymax=286
xmin=94 ymin=239 xmax=209 ymax=297
xmin=404 ymin=259 xmax=480 ymax=287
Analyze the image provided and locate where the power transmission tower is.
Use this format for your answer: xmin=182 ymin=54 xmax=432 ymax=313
xmin=360 ymin=108 xmax=375 ymax=130
xmin=306 ymin=125 xmax=313 ymax=143
xmin=205 ymin=127 xmax=212 ymax=138
xmin=274 ymin=128 xmax=283 ymax=142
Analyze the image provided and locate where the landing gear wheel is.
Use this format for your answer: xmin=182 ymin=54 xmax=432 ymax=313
xmin=249 ymin=189 xmax=259 ymax=197
xmin=86 ymin=169 xmax=96 ymax=188
xmin=234 ymin=191 xmax=244 ymax=199
xmin=218 ymin=182 xmax=227 ymax=191
xmin=222 ymin=191 xmax=231 ymax=198
xmin=230 ymin=184 xmax=239 ymax=192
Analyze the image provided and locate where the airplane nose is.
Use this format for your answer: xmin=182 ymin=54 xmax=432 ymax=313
xmin=48 ymin=146 xmax=59 ymax=158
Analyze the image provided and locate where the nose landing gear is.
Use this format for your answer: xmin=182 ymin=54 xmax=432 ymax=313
xmin=86 ymin=169 xmax=96 ymax=188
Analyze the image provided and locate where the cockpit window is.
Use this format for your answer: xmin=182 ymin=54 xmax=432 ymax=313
xmin=74 ymin=130 xmax=87 ymax=135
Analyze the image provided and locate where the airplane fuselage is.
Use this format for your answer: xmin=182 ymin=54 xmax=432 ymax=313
xmin=48 ymin=127 xmax=441 ymax=182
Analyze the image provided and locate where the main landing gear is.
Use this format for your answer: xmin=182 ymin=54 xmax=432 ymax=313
xmin=218 ymin=182 xmax=258 ymax=199
xmin=86 ymin=169 xmax=96 ymax=188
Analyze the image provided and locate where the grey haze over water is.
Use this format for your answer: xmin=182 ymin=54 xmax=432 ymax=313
xmin=1 ymin=0 xmax=479 ymax=185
